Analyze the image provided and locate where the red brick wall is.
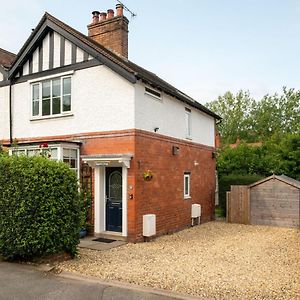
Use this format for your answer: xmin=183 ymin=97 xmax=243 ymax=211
xmin=129 ymin=130 xmax=216 ymax=242
xmin=13 ymin=129 xmax=216 ymax=242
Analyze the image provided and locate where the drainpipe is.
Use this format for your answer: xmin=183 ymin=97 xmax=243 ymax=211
xmin=9 ymin=82 xmax=12 ymax=144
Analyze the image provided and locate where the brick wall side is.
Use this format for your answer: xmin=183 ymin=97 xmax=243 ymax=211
xmin=130 ymin=131 xmax=216 ymax=242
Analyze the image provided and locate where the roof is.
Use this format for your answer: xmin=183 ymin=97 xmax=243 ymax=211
xmin=249 ymin=174 xmax=300 ymax=189
xmin=9 ymin=12 xmax=221 ymax=120
xmin=0 ymin=48 xmax=16 ymax=68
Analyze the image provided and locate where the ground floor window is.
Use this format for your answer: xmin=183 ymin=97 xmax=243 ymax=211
xmin=10 ymin=143 xmax=80 ymax=177
xmin=184 ymin=172 xmax=191 ymax=199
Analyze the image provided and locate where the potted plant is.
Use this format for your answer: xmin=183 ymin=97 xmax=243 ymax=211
xmin=143 ymin=170 xmax=153 ymax=181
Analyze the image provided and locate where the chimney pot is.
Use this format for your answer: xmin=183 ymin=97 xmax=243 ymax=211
xmin=92 ymin=11 xmax=100 ymax=24
xmin=100 ymin=12 xmax=107 ymax=21
xmin=107 ymin=9 xmax=114 ymax=19
xmin=116 ymin=4 xmax=124 ymax=16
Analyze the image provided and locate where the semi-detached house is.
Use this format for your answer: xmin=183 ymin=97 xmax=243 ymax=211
xmin=0 ymin=5 xmax=221 ymax=242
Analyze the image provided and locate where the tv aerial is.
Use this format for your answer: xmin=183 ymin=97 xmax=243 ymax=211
xmin=116 ymin=0 xmax=137 ymax=18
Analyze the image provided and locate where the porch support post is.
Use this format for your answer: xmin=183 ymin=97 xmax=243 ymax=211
xmin=94 ymin=166 xmax=101 ymax=233
xmin=122 ymin=166 xmax=128 ymax=237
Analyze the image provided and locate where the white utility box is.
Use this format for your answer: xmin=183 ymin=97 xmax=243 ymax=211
xmin=191 ymin=204 xmax=201 ymax=218
xmin=143 ymin=214 xmax=156 ymax=237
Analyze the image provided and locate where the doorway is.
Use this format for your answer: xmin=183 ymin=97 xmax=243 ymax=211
xmin=105 ymin=167 xmax=123 ymax=232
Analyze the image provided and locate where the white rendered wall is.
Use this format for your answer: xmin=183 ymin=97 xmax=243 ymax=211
xmin=0 ymin=85 xmax=10 ymax=140
xmin=135 ymin=83 xmax=215 ymax=147
xmin=12 ymin=65 xmax=135 ymax=139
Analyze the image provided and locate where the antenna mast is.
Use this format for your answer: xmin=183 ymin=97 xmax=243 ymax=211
xmin=116 ymin=0 xmax=137 ymax=18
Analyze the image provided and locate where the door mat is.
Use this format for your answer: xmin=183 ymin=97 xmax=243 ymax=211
xmin=92 ymin=237 xmax=117 ymax=243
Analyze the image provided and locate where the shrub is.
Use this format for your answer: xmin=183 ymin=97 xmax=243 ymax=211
xmin=0 ymin=155 xmax=81 ymax=260
xmin=218 ymin=173 xmax=263 ymax=216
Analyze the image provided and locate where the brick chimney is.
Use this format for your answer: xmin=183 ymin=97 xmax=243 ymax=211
xmin=87 ymin=4 xmax=129 ymax=58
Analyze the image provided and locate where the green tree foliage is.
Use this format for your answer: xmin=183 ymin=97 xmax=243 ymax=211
xmin=206 ymin=87 xmax=300 ymax=144
xmin=217 ymin=134 xmax=300 ymax=180
xmin=0 ymin=155 xmax=81 ymax=261
xmin=206 ymin=91 xmax=255 ymax=144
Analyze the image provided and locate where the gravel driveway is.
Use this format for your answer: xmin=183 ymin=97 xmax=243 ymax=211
xmin=59 ymin=222 xmax=300 ymax=299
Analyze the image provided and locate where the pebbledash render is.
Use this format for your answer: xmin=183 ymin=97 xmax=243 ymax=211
xmin=0 ymin=5 xmax=221 ymax=242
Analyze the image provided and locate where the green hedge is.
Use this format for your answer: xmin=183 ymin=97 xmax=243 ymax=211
xmin=0 ymin=155 xmax=80 ymax=260
xmin=218 ymin=173 xmax=263 ymax=216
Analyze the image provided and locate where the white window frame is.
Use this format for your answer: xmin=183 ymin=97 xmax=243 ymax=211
xmin=184 ymin=173 xmax=191 ymax=199
xmin=145 ymin=86 xmax=162 ymax=101
xmin=30 ymin=75 xmax=72 ymax=119
xmin=9 ymin=143 xmax=80 ymax=180
xmin=185 ymin=107 xmax=192 ymax=139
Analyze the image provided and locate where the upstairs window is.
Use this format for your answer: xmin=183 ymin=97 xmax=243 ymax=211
xmin=145 ymin=86 xmax=162 ymax=100
xmin=31 ymin=76 xmax=71 ymax=117
xmin=185 ymin=107 xmax=191 ymax=138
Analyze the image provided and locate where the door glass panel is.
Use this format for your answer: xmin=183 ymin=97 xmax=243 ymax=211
xmin=109 ymin=171 xmax=122 ymax=201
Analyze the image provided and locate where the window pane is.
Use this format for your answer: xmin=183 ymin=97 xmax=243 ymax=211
xmin=52 ymin=79 xmax=61 ymax=98
xmin=70 ymin=159 xmax=76 ymax=168
xmin=42 ymin=81 xmax=51 ymax=99
xmin=52 ymin=97 xmax=61 ymax=115
xmin=50 ymin=148 xmax=58 ymax=160
xmin=70 ymin=149 xmax=77 ymax=158
xmin=42 ymin=99 xmax=50 ymax=116
xmin=33 ymin=84 xmax=39 ymax=100
xmin=185 ymin=177 xmax=188 ymax=194
xmin=63 ymin=95 xmax=71 ymax=112
xmin=33 ymin=101 xmax=39 ymax=116
xmin=63 ymin=148 xmax=70 ymax=157
xmin=63 ymin=77 xmax=71 ymax=94
xmin=186 ymin=112 xmax=191 ymax=136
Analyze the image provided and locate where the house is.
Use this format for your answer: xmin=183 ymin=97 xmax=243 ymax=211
xmin=0 ymin=5 xmax=221 ymax=242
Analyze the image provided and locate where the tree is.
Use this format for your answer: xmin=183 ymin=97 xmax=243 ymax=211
xmin=206 ymin=90 xmax=256 ymax=144
xmin=206 ymin=87 xmax=300 ymax=144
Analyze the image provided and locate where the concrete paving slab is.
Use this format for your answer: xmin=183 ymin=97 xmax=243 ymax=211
xmin=79 ymin=236 xmax=126 ymax=251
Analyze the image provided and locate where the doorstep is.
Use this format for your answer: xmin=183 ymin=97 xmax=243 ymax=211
xmin=79 ymin=234 xmax=127 ymax=251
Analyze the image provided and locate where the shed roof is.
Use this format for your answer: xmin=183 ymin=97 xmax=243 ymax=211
xmin=249 ymin=174 xmax=300 ymax=189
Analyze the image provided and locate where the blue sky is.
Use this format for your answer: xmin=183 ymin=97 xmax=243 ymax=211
xmin=1 ymin=0 xmax=299 ymax=103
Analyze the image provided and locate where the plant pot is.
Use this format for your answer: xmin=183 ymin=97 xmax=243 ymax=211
xmin=79 ymin=228 xmax=87 ymax=238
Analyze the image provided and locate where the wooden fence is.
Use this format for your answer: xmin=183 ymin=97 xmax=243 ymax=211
xmin=226 ymin=185 xmax=250 ymax=224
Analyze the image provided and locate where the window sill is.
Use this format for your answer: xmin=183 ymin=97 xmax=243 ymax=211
xmin=184 ymin=196 xmax=191 ymax=200
xmin=30 ymin=113 xmax=74 ymax=121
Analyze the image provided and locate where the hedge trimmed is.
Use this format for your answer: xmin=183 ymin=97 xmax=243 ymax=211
xmin=218 ymin=173 xmax=263 ymax=216
xmin=0 ymin=155 xmax=81 ymax=260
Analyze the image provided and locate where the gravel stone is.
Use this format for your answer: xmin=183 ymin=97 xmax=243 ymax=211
xmin=59 ymin=222 xmax=300 ymax=299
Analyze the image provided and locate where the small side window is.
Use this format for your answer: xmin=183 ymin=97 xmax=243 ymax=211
xmin=145 ymin=86 xmax=162 ymax=100
xmin=184 ymin=173 xmax=191 ymax=199
xmin=185 ymin=108 xmax=191 ymax=138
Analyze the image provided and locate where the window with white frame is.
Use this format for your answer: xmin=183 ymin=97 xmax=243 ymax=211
xmin=63 ymin=148 xmax=78 ymax=174
xmin=32 ymin=76 xmax=71 ymax=117
xmin=145 ymin=86 xmax=162 ymax=100
xmin=185 ymin=107 xmax=191 ymax=138
xmin=10 ymin=144 xmax=79 ymax=176
xmin=184 ymin=172 xmax=191 ymax=199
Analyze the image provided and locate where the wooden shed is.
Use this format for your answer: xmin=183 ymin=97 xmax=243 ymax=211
xmin=249 ymin=175 xmax=300 ymax=228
